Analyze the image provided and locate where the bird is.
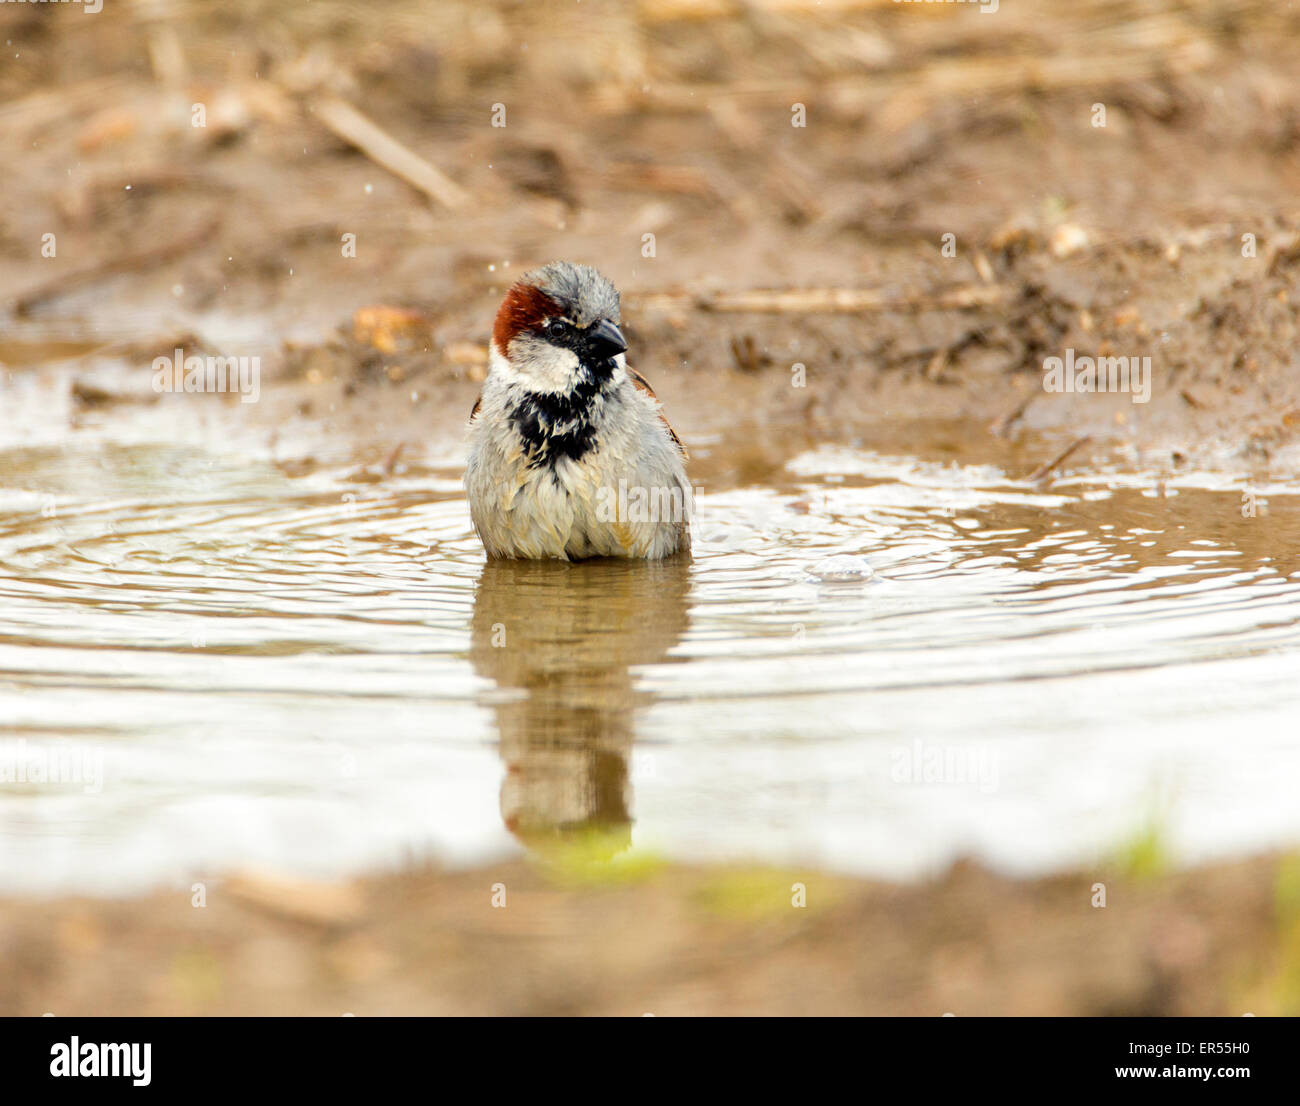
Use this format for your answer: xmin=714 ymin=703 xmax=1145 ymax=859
xmin=465 ymin=261 xmax=691 ymax=560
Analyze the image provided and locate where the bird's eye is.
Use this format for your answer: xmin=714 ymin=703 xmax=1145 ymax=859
xmin=545 ymin=320 xmax=566 ymax=338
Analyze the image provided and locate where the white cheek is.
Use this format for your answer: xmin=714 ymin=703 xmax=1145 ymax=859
xmin=507 ymin=336 xmax=581 ymax=392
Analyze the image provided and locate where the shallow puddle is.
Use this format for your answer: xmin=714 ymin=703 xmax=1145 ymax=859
xmin=2 ymin=432 xmax=1299 ymax=893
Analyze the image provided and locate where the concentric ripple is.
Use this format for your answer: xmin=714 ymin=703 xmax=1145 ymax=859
xmin=2 ymin=440 xmax=1299 ymax=892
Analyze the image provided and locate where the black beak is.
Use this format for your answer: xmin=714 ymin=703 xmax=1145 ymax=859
xmin=585 ymin=318 xmax=627 ymax=360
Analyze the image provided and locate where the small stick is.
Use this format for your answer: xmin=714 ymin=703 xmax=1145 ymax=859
xmin=312 ymin=95 xmax=469 ymax=211
xmin=706 ymin=285 xmax=1010 ymax=312
xmin=990 ymin=392 xmax=1035 ymax=438
xmin=0 ymin=77 xmax=130 ymax=128
xmin=632 ymin=284 xmax=1010 ymax=315
xmin=13 ymin=216 xmax=221 ymax=316
xmin=1027 ymin=435 xmax=1091 ymax=483
xmin=603 ymin=163 xmax=714 ymax=195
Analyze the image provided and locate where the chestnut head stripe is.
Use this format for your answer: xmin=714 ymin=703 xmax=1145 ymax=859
xmin=491 ymin=282 xmax=564 ymax=356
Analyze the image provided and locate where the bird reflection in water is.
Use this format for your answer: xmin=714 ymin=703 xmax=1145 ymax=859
xmin=469 ymin=556 xmax=691 ymax=854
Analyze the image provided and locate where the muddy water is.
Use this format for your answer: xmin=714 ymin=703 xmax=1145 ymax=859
xmin=2 ymin=429 xmax=1300 ymax=894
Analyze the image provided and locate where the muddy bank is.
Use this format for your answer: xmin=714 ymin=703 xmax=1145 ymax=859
xmin=2 ymin=851 xmax=1297 ymax=1016
xmin=2 ymin=0 xmax=1300 ymax=474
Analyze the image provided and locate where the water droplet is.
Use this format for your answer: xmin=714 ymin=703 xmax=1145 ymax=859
xmin=807 ymin=555 xmax=874 ymax=583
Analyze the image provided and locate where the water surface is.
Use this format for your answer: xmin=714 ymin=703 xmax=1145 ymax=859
xmin=2 ymin=432 xmax=1299 ymax=893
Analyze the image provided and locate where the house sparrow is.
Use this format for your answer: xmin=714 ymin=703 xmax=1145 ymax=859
xmin=465 ymin=261 xmax=691 ymax=559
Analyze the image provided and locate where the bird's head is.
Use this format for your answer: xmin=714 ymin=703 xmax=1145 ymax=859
xmin=490 ymin=261 xmax=627 ymax=393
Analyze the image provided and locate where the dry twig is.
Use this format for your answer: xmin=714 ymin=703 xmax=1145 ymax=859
xmin=311 ymin=95 xmax=469 ymax=211
xmin=1027 ymin=436 xmax=1092 ymax=483
xmin=633 ymin=284 xmax=1010 ymax=315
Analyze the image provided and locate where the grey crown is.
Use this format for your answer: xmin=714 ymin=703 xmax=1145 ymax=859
xmin=524 ymin=262 xmax=621 ymax=328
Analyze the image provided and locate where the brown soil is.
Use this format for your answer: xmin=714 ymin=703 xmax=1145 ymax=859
xmin=3 ymin=853 xmax=1298 ymax=1016
xmin=3 ymin=1 xmax=1300 ymax=474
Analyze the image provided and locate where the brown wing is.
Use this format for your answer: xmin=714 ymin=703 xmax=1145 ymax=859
xmin=469 ymin=396 xmax=481 ymax=421
xmin=627 ymin=368 xmax=687 ymax=459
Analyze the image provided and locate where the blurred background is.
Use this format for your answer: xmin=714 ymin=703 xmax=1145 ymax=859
xmin=3 ymin=0 xmax=1298 ymax=450
xmin=2 ymin=0 xmax=1300 ymax=1016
